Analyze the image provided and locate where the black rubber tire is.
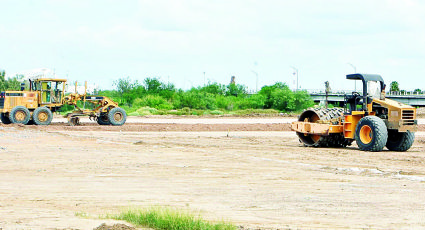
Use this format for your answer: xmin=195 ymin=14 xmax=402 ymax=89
xmin=386 ymin=130 xmax=415 ymax=152
xmin=108 ymin=107 xmax=126 ymax=126
xmin=33 ymin=107 xmax=53 ymax=125
xmin=355 ymin=116 xmax=388 ymax=152
xmin=0 ymin=113 xmax=11 ymax=124
xmin=9 ymin=106 xmax=30 ymax=125
xmin=97 ymin=113 xmax=111 ymax=125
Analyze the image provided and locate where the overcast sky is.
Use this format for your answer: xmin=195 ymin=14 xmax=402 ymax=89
xmin=1 ymin=0 xmax=425 ymax=91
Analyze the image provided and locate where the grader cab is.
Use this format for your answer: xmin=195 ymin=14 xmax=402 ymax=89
xmin=291 ymin=74 xmax=417 ymax=152
xmin=0 ymin=78 xmax=126 ymax=126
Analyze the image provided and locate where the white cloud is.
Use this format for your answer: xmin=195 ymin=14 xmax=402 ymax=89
xmin=1 ymin=0 xmax=425 ymax=90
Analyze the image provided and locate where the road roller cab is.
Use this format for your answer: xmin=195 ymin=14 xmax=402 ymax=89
xmin=344 ymin=74 xmax=385 ymax=113
xmin=291 ymin=73 xmax=417 ymax=152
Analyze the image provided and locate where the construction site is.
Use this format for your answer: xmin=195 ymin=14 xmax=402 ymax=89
xmin=3 ymin=0 xmax=425 ymax=228
xmin=0 ymin=114 xmax=424 ymax=229
xmin=0 ymin=72 xmax=425 ymax=229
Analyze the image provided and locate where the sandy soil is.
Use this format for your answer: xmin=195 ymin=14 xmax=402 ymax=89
xmin=1 ymin=119 xmax=425 ymax=229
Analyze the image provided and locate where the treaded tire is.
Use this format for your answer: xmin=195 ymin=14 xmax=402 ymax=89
xmin=97 ymin=113 xmax=111 ymax=125
xmin=9 ymin=106 xmax=30 ymax=125
xmin=108 ymin=107 xmax=126 ymax=126
xmin=33 ymin=107 xmax=53 ymax=125
xmin=355 ymin=116 xmax=388 ymax=152
xmin=0 ymin=113 xmax=11 ymax=124
xmin=386 ymin=130 xmax=415 ymax=152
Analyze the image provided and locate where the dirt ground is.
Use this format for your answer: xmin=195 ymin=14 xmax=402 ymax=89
xmin=1 ymin=118 xmax=425 ymax=229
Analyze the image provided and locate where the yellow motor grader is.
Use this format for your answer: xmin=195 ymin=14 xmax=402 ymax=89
xmin=291 ymin=74 xmax=417 ymax=152
xmin=0 ymin=78 xmax=126 ymax=126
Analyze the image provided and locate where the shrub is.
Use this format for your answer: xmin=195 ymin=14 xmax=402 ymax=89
xmin=134 ymin=95 xmax=172 ymax=110
xmin=136 ymin=106 xmax=158 ymax=116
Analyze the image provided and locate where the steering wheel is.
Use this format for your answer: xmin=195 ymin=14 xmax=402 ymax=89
xmin=352 ymin=91 xmax=361 ymax=97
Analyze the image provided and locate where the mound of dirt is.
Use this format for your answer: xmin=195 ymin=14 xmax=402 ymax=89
xmin=417 ymin=107 xmax=425 ymax=118
xmin=93 ymin=223 xmax=136 ymax=230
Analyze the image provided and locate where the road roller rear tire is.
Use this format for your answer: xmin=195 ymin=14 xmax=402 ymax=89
xmin=355 ymin=116 xmax=387 ymax=152
xmin=386 ymin=130 xmax=414 ymax=152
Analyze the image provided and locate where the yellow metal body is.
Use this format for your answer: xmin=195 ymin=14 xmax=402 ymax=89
xmin=1 ymin=78 xmax=123 ymax=126
xmin=291 ymin=121 xmax=343 ymax=135
xmin=63 ymin=80 xmax=120 ymax=121
xmin=292 ymin=97 xmax=417 ymax=139
xmin=0 ymin=78 xmax=67 ymax=114
xmin=64 ymin=93 xmax=119 ymax=117
xmin=372 ymin=98 xmax=417 ymax=132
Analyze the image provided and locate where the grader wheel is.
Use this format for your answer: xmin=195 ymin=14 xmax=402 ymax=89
xmin=0 ymin=113 xmax=11 ymax=124
xmin=9 ymin=106 xmax=30 ymax=125
xmin=97 ymin=113 xmax=111 ymax=125
xmin=33 ymin=107 xmax=53 ymax=125
xmin=68 ymin=117 xmax=80 ymax=126
xmin=107 ymin=107 xmax=126 ymax=126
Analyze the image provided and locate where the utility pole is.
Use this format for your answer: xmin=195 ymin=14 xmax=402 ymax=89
xmin=203 ymin=72 xmax=206 ymax=86
xmin=325 ymin=81 xmax=331 ymax=108
xmin=290 ymin=66 xmax=298 ymax=91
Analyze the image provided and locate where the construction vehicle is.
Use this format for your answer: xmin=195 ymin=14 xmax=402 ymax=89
xmin=0 ymin=78 xmax=126 ymax=126
xmin=291 ymin=74 xmax=417 ymax=152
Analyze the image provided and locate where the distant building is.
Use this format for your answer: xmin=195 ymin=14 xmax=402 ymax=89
xmin=230 ymin=76 xmax=236 ymax=85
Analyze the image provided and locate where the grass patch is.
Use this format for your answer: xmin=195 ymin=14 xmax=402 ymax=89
xmin=74 ymin=211 xmax=90 ymax=218
xmin=107 ymin=207 xmax=237 ymax=230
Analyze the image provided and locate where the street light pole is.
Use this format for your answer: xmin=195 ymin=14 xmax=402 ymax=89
xmin=347 ymin=63 xmax=357 ymax=92
xmin=251 ymin=70 xmax=258 ymax=93
xmin=290 ymin=66 xmax=298 ymax=91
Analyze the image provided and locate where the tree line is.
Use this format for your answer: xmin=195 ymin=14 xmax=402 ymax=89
xmin=98 ymin=77 xmax=314 ymax=114
xmin=0 ymin=70 xmax=22 ymax=91
xmin=389 ymin=81 xmax=423 ymax=94
xmin=0 ymin=69 xmax=314 ymax=114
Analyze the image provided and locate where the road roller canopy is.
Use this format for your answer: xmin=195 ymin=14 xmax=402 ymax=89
xmin=346 ymin=74 xmax=384 ymax=84
xmin=346 ymin=73 xmax=386 ymax=100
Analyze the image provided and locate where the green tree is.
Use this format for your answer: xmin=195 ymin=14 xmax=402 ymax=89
xmin=270 ymin=87 xmax=295 ymax=111
xmin=390 ymin=81 xmax=399 ymax=92
xmin=114 ymin=77 xmax=138 ymax=94
xmin=226 ymin=83 xmax=247 ymax=97
xmin=144 ymin=77 xmax=162 ymax=94
xmin=7 ymin=74 xmax=23 ymax=90
xmin=199 ymin=82 xmax=226 ymax=95
xmin=0 ymin=70 xmax=6 ymax=90
xmin=414 ymin=88 xmax=422 ymax=94
xmin=159 ymin=82 xmax=176 ymax=100
xmin=293 ymin=90 xmax=314 ymax=111
xmin=258 ymin=82 xmax=288 ymax=109
xmin=0 ymin=71 xmax=23 ymax=91
xmin=113 ymin=77 xmax=140 ymax=105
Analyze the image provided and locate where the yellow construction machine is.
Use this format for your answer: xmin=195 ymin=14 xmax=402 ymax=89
xmin=291 ymin=74 xmax=417 ymax=152
xmin=0 ymin=78 xmax=126 ymax=126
